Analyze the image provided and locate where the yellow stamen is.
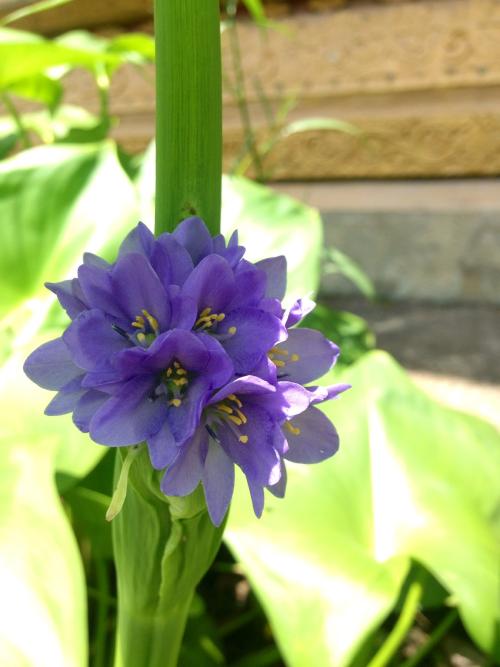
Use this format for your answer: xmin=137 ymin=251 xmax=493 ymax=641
xmin=173 ymin=361 xmax=180 ymax=368
xmin=137 ymin=333 xmax=146 ymax=343
xmin=274 ymin=359 xmax=286 ymax=368
xmin=173 ymin=378 xmax=188 ymax=386
xmin=228 ymin=394 xmax=243 ymax=408
xmin=217 ymin=403 xmax=233 ymax=415
xmin=216 ymin=313 xmax=225 ymax=321
xmin=235 ymin=408 xmax=247 ymax=424
xmin=290 ymin=354 xmax=300 ymax=362
xmin=169 ymin=398 xmax=182 ymax=407
xmin=239 ymin=435 xmax=249 ymax=444
xmin=175 ymin=368 xmax=187 ymax=376
xmin=132 ymin=321 xmax=143 ymax=329
xmin=199 ymin=307 xmax=212 ymax=318
xmin=227 ymin=415 xmax=243 ymax=426
xmin=141 ymin=309 xmax=159 ymax=334
xmin=269 ymin=347 xmax=289 ymax=356
xmin=285 ymin=421 xmax=301 ymax=436
xmin=228 ymin=326 xmax=237 ymax=335
xmin=166 ymin=367 xmax=173 ymax=377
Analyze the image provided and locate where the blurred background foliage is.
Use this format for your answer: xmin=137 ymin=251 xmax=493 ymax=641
xmin=0 ymin=1 xmax=499 ymax=666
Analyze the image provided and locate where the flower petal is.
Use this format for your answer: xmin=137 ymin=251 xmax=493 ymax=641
xmin=23 ymin=337 xmax=82 ymax=390
xmin=73 ymin=389 xmax=109 ymax=432
xmin=63 ymin=309 xmax=130 ymax=371
xmin=249 ymin=380 xmax=310 ymax=420
xmin=45 ymin=279 xmax=87 ymax=319
xmin=147 ymin=419 xmax=179 ymax=470
xmin=267 ymin=460 xmax=287 ymax=498
xmin=89 ymin=375 xmax=165 ymax=446
xmin=111 ymin=252 xmax=171 ymax=330
xmin=167 ymin=286 xmax=197 ymax=330
xmin=247 ymin=478 xmax=265 ymax=518
xmin=273 ymin=327 xmax=339 ymax=384
xmin=283 ymin=406 xmax=339 ymax=463
xmin=118 ymin=222 xmax=155 ymax=258
xmin=156 ymin=234 xmax=194 ymax=285
xmin=202 ymin=439 xmax=235 ymax=526
xmin=229 ymin=265 xmax=267 ymax=309
xmin=167 ymin=377 xmax=210 ymax=445
xmin=218 ymin=404 xmax=281 ymax=486
xmin=308 ymin=383 xmax=351 ymax=405
xmin=285 ymin=297 xmax=315 ymax=327
xmin=195 ymin=333 xmax=234 ymax=388
xmin=218 ymin=307 xmax=287 ymax=374
xmin=78 ymin=263 xmax=125 ymax=319
xmin=44 ymin=376 xmax=85 ymax=416
xmin=255 ymin=255 xmax=287 ymax=300
xmin=181 ymin=254 xmax=236 ymax=313
xmin=160 ymin=428 xmax=206 ymax=496
xmin=172 ymin=216 xmax=213 ymax=264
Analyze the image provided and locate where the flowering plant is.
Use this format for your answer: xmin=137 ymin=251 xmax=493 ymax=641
xmin=24 ymin=217 xmax=348 ymax=525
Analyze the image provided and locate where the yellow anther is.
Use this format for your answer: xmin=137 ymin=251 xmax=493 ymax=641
xmin=239 ymin=435 xmax=249 ymax=444
xmin=228 ymin=326 xmax=237 ymax=335
xmin=175 ymin=367 xmax=187 ymax=376
xmin=216 ymin=313 xmax=226 ymax=322
xmin=235 ymin=408 xmax=247 ymax=424
xmin=285 ymin=421 xmax=301 ymax=436
xmin=169 ymin=398 xmax=182 ymax=407
xmin=173 ymin=378 xmax=188 ymax=387
xmin=166 ymin=367 xmax=173 ymax=377
xmin=132 ymin=321 xmax=143 ymax=329
xmin=199 ymin=307 xmax=212 ymax=318
xmin=274 ymin=359 xmax=286 ymax=368
xmin=290 ymin=354 xmax=300 ymax=362
xmin=141 ymin=309 xmax=159 ymax=334
xmin=217 ymin=403 xmax=233 ymax=415
xmin=227 ymin=415 xmax=243 ymax=426
xmin=137 ymin=333 xmax=146 ymax=343
xmin=173 ymin=361 xmax=180 ymax=368
xmin=269 ymin=347 xmax=289 ymax=356
xmin=228 ymin=394 xmax=243 ymax=408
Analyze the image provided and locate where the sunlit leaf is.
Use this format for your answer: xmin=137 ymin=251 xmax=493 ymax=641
xmin=222 ymin=175 xmax=322 ymax=300
xmin=324 ymin=246 xmax=376 ymax=299
xmin=226 ymin=352 xmax=500 ymax=665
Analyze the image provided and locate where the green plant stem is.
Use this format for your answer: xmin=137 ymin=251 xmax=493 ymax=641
xmin=225 ymin=0 xmax=265 ymax=181
xmin=400 ymin=609 xmax=458 ymax=667
xmin=367 ymin=581 xmax=423 ymax=667
xmin=93 ymin=557 xmax=110 ymax=667
xmin=1 ymin=93 xmax=31 ymax=148
xmin=154 ymin=0 xmax=222 ymax=235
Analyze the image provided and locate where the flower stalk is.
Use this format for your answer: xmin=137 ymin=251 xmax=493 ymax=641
xmin=154 ymin=0 xmax=222 ymax=236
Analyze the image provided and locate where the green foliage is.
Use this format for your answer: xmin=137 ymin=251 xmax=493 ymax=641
xmin=222 ymin=175 xmax=323 ymax=300
xmin=226 ymin=352 xmax=500 ymax=665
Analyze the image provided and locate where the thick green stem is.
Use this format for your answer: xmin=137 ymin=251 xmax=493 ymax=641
xmin=113 ymin=448 xmax=225 ymax=667
xmin=368 ymin=580 xmax=423 ymax=667
xmin=154 ymin=0 xmax=222 ymax=235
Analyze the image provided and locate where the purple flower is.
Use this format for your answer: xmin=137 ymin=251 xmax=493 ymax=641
xmin=24 ymin=218 xmax=348 ymax=525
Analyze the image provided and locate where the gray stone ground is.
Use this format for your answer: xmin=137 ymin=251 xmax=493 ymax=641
xmin=329 ymin=297 xmax=500 ymax=429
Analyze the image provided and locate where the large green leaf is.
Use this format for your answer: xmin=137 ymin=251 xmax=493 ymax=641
xmin=0 ymin=141 xmax=137 ymax=311
xmin=0 ymin=142 xmax=139 ymax=665
xmin=226 ymin=352 xmax=500 ymax=666
xmin=222 ymin=175 xmax=322 ymax=300
xmin=0 ymin=28 xmax=119 ymax=89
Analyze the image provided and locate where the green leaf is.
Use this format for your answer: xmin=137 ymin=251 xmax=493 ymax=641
xmin=0 ymin=346 xmax=91 ymax=666
xmin=5 ymin=73 xmax=62 ymax=109
xmin=226 ymin=351 xmax=500 ymax=665
xmin=0 ymin=0 xmax=73 ymax=27
xmin=222 ymin=175 xmax=323 ymax=300
xmin=281 ymin=117 xmax=361 ymax=139
xmin=0 ymin=28 xmax=119 ymax=89
xmin=324 ymin=246 xmax=376 ymax=299
xmin=109 ymin=33 xmax=155 ymax=63
xmin=241 ymin=0 xmax=267 ymax=26
xmin=0 ymin=141 xmax=138 ymax=311
xmin=302 ymin=304 xmax=376 ymax=366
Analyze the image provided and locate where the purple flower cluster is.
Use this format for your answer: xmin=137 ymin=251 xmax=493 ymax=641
xmin=24 ymin=218 xmax=349 ymax=525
